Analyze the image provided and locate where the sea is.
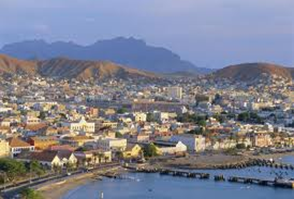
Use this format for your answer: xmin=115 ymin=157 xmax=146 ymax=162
xmin=63 ymin=156 xmax=294 ymax=199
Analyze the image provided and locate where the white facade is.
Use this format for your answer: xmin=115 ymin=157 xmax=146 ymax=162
xmin=97 ymin=138 xmax=127 ymax=151
xmin=158 ymin=141 xmax=187 ymax=155
xmin=170 ymin=134 xmax=206 ymax=152
xmin=66 ymin=117 xmax=95 ymax=133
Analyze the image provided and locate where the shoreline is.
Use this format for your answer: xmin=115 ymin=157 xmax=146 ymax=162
xmin=37 ymin=166 xmax=124 ymax=199
xmin=37 ymin=172 xmax=95 ymax=199
xmin=37 ymin=153 xmax=294 ymax=199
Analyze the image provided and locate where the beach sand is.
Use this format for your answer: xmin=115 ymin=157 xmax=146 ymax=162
xmin=38 ymin=173 xmax=95 ymax=199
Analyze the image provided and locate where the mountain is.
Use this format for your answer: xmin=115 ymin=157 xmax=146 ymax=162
xmin=0 ymin=54 xmax=157 ymax=80
xmin=0 ymin=37 xmax=211 ymax=74
xmin=213 ymin=63 xmax=294 ymax=82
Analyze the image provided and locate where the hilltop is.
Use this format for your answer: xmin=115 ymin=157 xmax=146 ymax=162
xmin=0 ymin=54 xmax=157 ymax=80
xmin=213 ymin=63 xmax=294 ymax=82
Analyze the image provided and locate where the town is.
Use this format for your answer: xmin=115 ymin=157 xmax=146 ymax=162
xmin=0 ymin=71 xmax=294 ymax=197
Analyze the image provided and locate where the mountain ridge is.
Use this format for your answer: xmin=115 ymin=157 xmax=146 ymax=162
xmin=213 ymin=62 xmax=294 ymax=82
xmin=0 ymin=37 xmax=211 ymax=74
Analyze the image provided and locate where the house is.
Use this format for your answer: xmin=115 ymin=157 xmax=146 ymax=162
xmin=170 ymin=134 xmax=206 ymax=152
xmin=17 ymin=150 xmax=78 ymax=168
xmin=251 ymin=132 xmax=273 ymax=147
xmin=7 ymin=137 xmax=35 ymax=158
xmin=74 ymin=150 xmax=112 ymax=166
xmin=97 ymin=138 xmax=127 ymax=151
xmin=28 ymin=136 xmax=59 ymax=150
xmin=60 ymin=135 xmax=95 ymax=147
xmin=122 ymin=144 xmax=142 ymax=159
xmin=156 ymin=141 xmax=187 ymax=155
xmin=17 ymin=150 xmax=62 ymax=168
xmin=132 ymin=112 xmax=147 ymax=122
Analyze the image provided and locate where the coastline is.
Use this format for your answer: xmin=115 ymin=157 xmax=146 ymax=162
xmin=37 ymin=152 xmax=294 ymax=199
xmin=37 ymin=173 xmax=95 ymax=199
xmin=37 ymin=166 xmax=124 ymax=199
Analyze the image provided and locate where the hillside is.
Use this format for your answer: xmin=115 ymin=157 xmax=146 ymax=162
xmin=0 ymin=37 xmax=211 ymax=74
xmin=213 ymin=63 xmax=293 ymax=82
xmin=0 ymin=54 xmax=158 ymax=80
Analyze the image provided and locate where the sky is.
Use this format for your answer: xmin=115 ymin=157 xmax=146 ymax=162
xmin=0 ymin=0 xmax=293 ymax=68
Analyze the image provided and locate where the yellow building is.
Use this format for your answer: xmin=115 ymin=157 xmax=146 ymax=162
xmin=123 ymin=144 xmax=142 ymax=159
xmin=0 ymin=139 xmax=10 ymax=157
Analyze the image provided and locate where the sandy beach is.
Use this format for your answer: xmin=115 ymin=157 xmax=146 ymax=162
xmin=37 ymin=173 xmax=95 ymax=199
xmin=37 ymin=166 xmax=124 ymax=199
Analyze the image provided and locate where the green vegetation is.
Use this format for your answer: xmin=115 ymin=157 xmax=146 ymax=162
xmin=117 ymin=107 xmax=128 ymax=114
xmin=236 ymin=143 xmax=246 ymax=149
xmin=27 ymin=160 xmax=45 ymax=176
xmin=177 ymin=113 xmax=207 ymax=126
xmin=21 ymin=188 xmax=44 ymax=199
xmin=0 ymin=159 xmax=47 ymax=183
xmin=0 ymin=158 xmax=26 ymax=182
xmin=115 ymin=132 xmax=123 ymax=138
xmin=237 ymin=112 xmax=264 ymax=124
xmin=143 ymin=143 xmax=158 ymax=158
xmin=38 ymin=111 xmax=47 ymax=120
xmin=146 ymin=113 xmax=156 ymax=122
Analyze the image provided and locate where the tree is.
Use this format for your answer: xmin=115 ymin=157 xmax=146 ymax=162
xmin=115 ymin=132 xmax=123 ymax=138
xmin=29 ymin=160 xmax=45 ymax=176
xmin=0 ymin=158 xmax=26 ymax=182
xmin=38 ymin=111 xmax=46 ymax=120
xmin=117 ymin=107 xmax=128 ymax=114
xmin=146 ymin=113 xmax=156 ymax=122
xmin=143 ymin=143 xmax=158 ymax=158
xmin=21 ymin=188 xmax=44 ymax=199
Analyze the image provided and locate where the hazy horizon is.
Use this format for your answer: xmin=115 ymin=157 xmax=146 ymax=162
xmin=0 ymin=0 xmax=293 ymax=68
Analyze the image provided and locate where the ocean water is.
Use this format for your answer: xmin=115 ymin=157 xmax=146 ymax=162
xmin=63 ymin=156 xmax=294 ymax=199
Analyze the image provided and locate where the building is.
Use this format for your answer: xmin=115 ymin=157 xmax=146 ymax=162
xmin=123 ymin=144 xmax=142 ymax=159
xmin=74 ymin=150 xmax=112 ymax=166
xmin=0 ymin=139 xmax=10 ymax=157
xmin=133 ymin=112 xmax=147 ymax=122
xmin=64 ymin=117 xmax=95 ymax=133
xmin=251 ymin=132 xmax=273 ymax=147
xmin=60 ymin=136 xmax=95 ymax=147
xmin=166 ymin=87 xmax=183 ymax=99
xmin=28 ymin=136 xmax=59 ymax=150
xmin=170 ymin=134 xmax=206 ymax=152
xmin=156 ymin=141 xmax=187 ymax=155
xmin=7 ymin=137 xmax=35 ymax=158
xmin=97 ymin=138 xmax=127 ymax=151
xmin=17 ymin=150 xmax=78 ymax=169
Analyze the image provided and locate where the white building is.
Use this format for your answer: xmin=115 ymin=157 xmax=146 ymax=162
xmin=157 ymin=141 xmax=187 ymax=155
xmin=170 ymin=134 xmax=206 ymax=152
xmin=97 ymin=138 xmax=127 ymax=151
xmin=65 ymin=117 xmax=95 ymax=133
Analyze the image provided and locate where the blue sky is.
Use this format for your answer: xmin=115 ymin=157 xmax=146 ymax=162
xmin=0 ymin=0 xmax=293 ymax=68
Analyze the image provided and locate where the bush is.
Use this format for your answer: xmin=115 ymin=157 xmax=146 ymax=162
xmin=143 ymin=143 xmax=158 ymax=157
xmin=21 ymin=188 xmax=44 ymax=199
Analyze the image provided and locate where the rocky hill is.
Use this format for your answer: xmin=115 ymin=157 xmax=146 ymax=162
xmin=213 ymin=63 xmax=294 ymax=82
xmin=0 ymin=54 xmax=157 ymax=80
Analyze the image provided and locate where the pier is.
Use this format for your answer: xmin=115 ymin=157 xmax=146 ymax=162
xmin=126 ymin=166 xmax=294 ymax=189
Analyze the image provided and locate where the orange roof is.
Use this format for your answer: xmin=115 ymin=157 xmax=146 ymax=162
xmin=7 ymin=137 xmax=31 ymax=148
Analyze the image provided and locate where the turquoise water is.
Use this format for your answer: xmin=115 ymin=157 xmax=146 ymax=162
xmin=63 ymin=156 xmax=294 ymax=199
